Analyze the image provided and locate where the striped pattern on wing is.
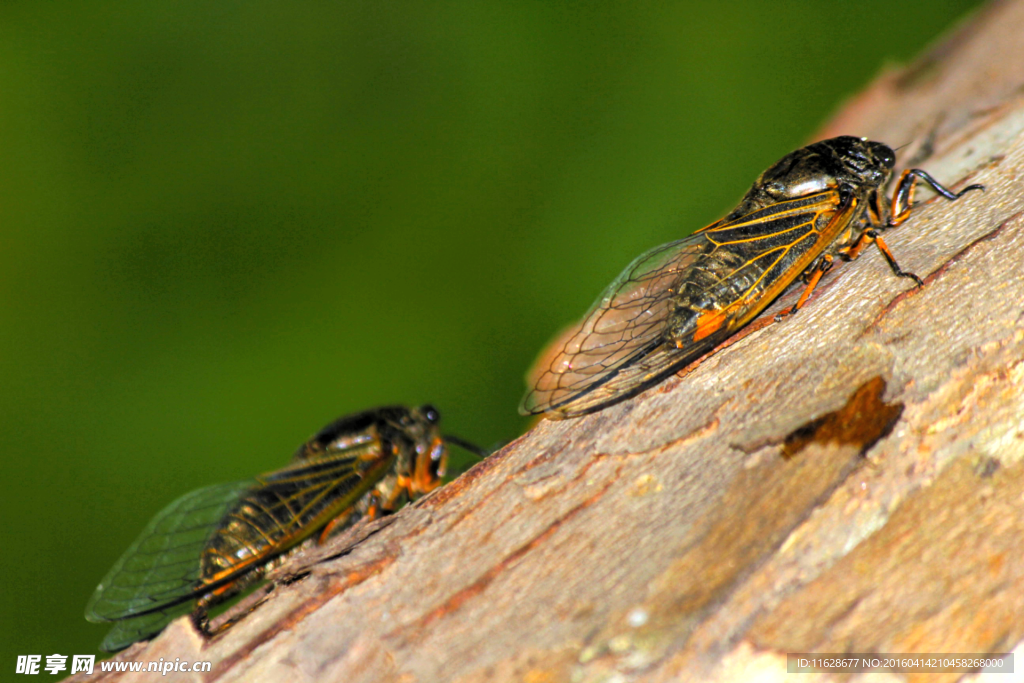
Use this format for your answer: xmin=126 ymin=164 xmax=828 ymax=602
xmin=200 ymin=443 xmax=390 ymax=581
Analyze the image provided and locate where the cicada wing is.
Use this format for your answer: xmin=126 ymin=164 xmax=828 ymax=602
xmin=531 ymin=337 xmax=721 ymax=417
xmin=86 ymin=481 xmax=253 ymax=622
xmin=97 ymin=603 xmax=195 ymax=653
xmin=521 ymin=236 xmax=705 ymax=416
xmin=86 ymin=456 xmax=380 ymax=651
xmin=521 ymin=191 xmax=848 ymax=418
xmin=85 ymin=480 xmax=253 ymax=650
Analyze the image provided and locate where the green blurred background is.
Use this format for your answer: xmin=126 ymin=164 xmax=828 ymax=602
xmin=0 ymin=0 xmax=982 ymax=665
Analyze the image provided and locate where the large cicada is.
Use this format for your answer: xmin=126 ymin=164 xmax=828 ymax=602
xmin=85 ymin=405 xmax=478 ymax=652
xmin=521 ymin=136 xmax=983 ymax=418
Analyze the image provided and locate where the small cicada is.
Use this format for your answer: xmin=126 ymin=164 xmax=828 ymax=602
xmin=85 ymin=405 xmax=482 ymax=652
xmin=520 ymin=136 xmax=983 ymax=418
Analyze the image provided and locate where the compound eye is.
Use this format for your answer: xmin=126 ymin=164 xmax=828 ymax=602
xmin=420 ymin=404 xmax=441 ymax=425
xmin=868 ymin=142 xmax=896 ymax=169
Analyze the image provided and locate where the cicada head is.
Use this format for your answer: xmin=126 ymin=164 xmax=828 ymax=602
xmin=406 ymin=404 xmax=448 ymax=495
xmin=822 ymin=135 xmax=896 ymax=188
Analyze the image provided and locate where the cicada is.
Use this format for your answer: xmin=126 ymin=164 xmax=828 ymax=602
xmin=520 ymin=136 xmax=983 ymax=418
xmin=85 ymin=405 xmax=481 ymax=652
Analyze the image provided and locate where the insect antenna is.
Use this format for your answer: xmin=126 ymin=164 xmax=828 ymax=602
xmin=442 ymin=434 xmax=491 ymax=459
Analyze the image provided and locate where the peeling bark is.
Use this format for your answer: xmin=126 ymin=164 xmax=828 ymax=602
xmin=72 ymin=2 xmax=1024 ymax=681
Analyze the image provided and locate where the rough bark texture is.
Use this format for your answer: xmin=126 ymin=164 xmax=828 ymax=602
xmin=73 ymin=2 xmax=1024 ymax=681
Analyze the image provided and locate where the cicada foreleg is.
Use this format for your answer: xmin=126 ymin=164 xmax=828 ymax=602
xmin=888 ymin=169 xmax=984 ymax=227
xmin=382 ymin=474 xmax=413 ymax=512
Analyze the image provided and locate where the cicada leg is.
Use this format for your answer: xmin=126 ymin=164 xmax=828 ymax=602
xmin=843 ymin=229 xmax=924 ymax=286
xmin=318 ymin=506 xmax=359 ymax=544
xmin=191 ymin=575 xmax=247 ymax=636
xmin=770 ymin=189 xmax=861 ymax=321
xmin=848 ymin=169 xmax=984 ymax=286
xmin=193 ymin=584 xmax=277 ymax=638
xmin=381 ymin=474 xmax=413 ymax=513
xmin=888 ymin=169 xmax=984 ymax=226
xmin=317 ymin=474 xmax=416 ymax=546
xmin=774 ymin=254 xmax=834 ymax=321
xmin=314 ymin=476 xmax=413 ymax=547
xmin=192 ymin=603 xmax=211 ymax=636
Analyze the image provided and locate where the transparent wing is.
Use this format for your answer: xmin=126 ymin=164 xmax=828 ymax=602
xmin=85 ymin=437 xmax=385 ymax=651
xmin=85 ymin=481 xmax=253 ymax=623
xmin=96 ymin=604 xmax=195 ymax=653
xmin=85 ymin=481 xmax=253 ymax=649
xmin=520 ymin=235 xmax=705 ymax=416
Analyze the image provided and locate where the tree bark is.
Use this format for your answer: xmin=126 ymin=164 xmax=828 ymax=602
xmin=75 ymin=2 xmax=1024 ymax=681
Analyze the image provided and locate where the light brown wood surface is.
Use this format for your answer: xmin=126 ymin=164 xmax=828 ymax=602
xmin=73 ymin=2 xmax=1024 ymax=680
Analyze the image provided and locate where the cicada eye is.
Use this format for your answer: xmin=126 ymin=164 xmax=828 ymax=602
xmin=420 ymin=404 xmax=441 ymax=425
xmin=860 ymin=140 xmax=895 ymax=170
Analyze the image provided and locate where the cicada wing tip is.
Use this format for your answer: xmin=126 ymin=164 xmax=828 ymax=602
xmin=517 ymin=391 xmax=544 ymax=417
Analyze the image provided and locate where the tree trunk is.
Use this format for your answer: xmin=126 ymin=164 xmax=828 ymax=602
xmin=75 ymin=2 xmax=1024 ymax=681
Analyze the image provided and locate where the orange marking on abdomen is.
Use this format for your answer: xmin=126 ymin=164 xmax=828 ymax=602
xmin=691 ymin=309 xmax=728 ymax=342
